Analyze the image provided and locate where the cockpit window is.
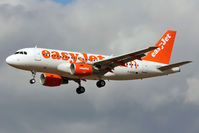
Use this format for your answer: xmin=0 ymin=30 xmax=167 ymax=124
xmin=14 ymin=51 xmax=28 ymax=55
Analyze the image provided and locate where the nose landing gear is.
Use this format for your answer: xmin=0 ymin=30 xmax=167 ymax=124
xmin=30 ymin=79 xmax=36 ymax=84
xmin=30 ymin=71 xmax=36 ymax=84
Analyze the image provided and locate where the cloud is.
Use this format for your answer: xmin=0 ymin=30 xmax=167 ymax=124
xmin=0 ymin=0 xmax=199 ymax=133
xmin=185 ymin=76 xmax=199 ymax=105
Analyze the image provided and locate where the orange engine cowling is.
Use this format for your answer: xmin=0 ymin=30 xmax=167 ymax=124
xmin=40 ymin=73 xmax=68 ymax=87
xmin=70 ymin=63 xmax=93 ymax=76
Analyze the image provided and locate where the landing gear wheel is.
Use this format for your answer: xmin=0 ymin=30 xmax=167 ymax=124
xmin=76 ymin=86 xmax=85 ymax=94
xmin=96 ymin=80 xmax=106 ymax=88
xmin=30 ymin=71 xmax=36 ymax=84
xmin=30 ymin=79 xmax=36 ymax=84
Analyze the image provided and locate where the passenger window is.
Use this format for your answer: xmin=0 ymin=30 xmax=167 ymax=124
xmin=24 ymin=51 xmax=27 ymax=55
xmin=20 ymin=52 xmax=23 ymax=54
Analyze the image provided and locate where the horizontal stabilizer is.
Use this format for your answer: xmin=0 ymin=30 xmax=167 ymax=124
xmin=158 ymin=61 xmax=192 ymax=71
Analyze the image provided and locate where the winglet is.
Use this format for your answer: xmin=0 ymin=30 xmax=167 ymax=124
xmin=142 ymin=31 xmax=176 ymax=64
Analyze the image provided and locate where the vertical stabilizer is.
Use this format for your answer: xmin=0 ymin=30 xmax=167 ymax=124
xmin=142 ymin=30 xmax=176 ymax=64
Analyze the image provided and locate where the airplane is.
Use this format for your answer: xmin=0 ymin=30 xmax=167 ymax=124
xmin=6 ymin=30 xmax=191 ymax=94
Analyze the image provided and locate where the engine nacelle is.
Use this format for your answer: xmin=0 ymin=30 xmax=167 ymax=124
xmin=70 ymin=63 xmax=93 ymax=76
xmin=57 ymin=63 xmax=72 ymax=74
xmin=40 ymin=73 xmax=68 ymax=87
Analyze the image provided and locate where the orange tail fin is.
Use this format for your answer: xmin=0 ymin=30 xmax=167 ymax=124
xmin=142 ymin=30 xmax=176 ymax=64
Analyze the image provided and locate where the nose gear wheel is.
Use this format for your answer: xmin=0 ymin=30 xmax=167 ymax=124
xmin=30 ymin=71 xmax=36 ymax=84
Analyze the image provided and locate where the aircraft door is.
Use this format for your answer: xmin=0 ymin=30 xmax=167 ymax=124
xmin=34 ymin=52 xmax=41 ymax=61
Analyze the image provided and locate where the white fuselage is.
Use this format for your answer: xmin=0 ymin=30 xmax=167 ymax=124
xmin=6 ymin=48 xmax=180 ymax=80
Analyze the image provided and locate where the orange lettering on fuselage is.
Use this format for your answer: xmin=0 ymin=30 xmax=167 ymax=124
xmin=61 ymin=52 xmax=69 ymax=61
xmin=51 ymin=51 xmax=61 ymax=60
xmin=69 ymin=53 xmax=79 ymax=63
xmin=41 ymin=50 xmax=105 ymax=64
xmin=42 ymin=50 xmax=51 ymax=59
xmin=78 ymin=57 xmax=84 ymax=62
xmin=97 ymin=55 xmax=105 ymax=60
xmin=82 ymin=53 xmax=88 ymax=62
xmin=89 ymin=55 xmax=98 ymax=62
xmin=133 ymin=61 xmax=137 ymax=69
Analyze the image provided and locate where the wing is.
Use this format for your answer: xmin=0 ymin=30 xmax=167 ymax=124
xmin=93 ymin=46 xmax=157 ymax=72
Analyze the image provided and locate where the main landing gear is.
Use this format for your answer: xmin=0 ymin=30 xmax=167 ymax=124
xmin=76 ymin=86 xmax=85 ymax=94
xmin=96 ymin=80 xmax=106 ymax=88
xmin=30 ymin=71 xmax=36 ymax=84
xmin=75 ymin=79 xmax=85 ymax=94
xmin=75 ymin=79 xmax=106 ymax=94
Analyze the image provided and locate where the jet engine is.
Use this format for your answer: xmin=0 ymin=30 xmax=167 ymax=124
xmin=70 ymin=63 xmax=93 ymax=76
xmin=40 ymin=73 xmax=68 ymax=87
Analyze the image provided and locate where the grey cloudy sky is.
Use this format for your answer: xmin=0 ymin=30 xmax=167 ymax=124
xmin=0 ymin=0 xmax=199 ymax=133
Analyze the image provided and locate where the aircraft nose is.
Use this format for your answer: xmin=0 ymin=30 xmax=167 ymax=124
xmin=6 ymin=55 xmax=16 ymax=66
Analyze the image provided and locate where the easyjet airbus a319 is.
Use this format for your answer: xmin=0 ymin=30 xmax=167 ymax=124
xmin=6 ymin=31 xmax=191 ymax=94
